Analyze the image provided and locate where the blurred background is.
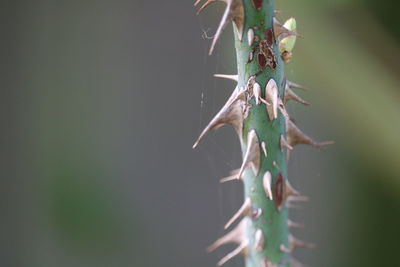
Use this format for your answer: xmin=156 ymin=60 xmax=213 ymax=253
xmin=1 ymin=0 xmax=399 ymax=266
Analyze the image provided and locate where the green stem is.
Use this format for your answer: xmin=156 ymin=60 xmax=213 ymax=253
xmin=237 ymin=1 xmax=289 ymax=266
xmin=193 ymin=0 xmax=318 ymax=266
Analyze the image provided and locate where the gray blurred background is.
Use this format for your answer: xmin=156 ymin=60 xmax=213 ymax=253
xmin=1 ymin=0 xmax=399 ymax=266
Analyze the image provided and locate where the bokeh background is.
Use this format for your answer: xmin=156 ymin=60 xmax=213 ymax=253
xmin=2 ymin=0 xmax=399 ymax=266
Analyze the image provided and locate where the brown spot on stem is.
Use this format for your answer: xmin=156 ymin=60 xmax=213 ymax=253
xmin=274 ymin=173 xmax=284 ymax=210
xmin=265 ymin=28 xmax=275 ymax=46
xmin=259 ymin=39 xmax=277 ymax=70
xmin=251 ymin=0 xmax=263 ymax=11
xmin=257 ymin=53 xmax=267 ymax=69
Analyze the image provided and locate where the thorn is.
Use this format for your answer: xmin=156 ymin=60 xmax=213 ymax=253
xmin=220 ymin=168 xmax=240 ymax=183
xmin=319 ymin=140 xmax=335 ymax=146
xmin=285 ymin=85 xmax=310 ymax=106
xmin=217 ymin=240 xmax=248 ymax=266
xmin=220 ymin=173 xmax=240 ymax=183
xmin=280 ymin=236 xmax=313 ymax=253
xmin=247 ymin=76 xmax=269 ymax=106
xmin=263 ymin=171 xmax=273 ymax=200
xmin=214 ymin=74 xmax=239 ymax=82
xmin=289 ymin=234 xmax=315 ymax=250
xmin=197 ymin=0 xmax=244 ymax=55
xmin=286 ymin=120 xmax=334 ymax=150
xmin=254 ymin=229 xmax=264 ymax=251
xmin=261 ymin=141 xmax=267 ymax=157
xmin=278 ymin=99 xmax=290 ymax=121
xmin=193 ymin=88 xmax=245 ymax=148
xmin=232 ymin=3 xmax=244 ymax=42
xmin=275 ymin=174 xmax=303 ymax=210
xmin=208 ymin=1 xmax=231 ymax=55
xmin=280 ymin=135 xmax=293 ymax=151
xmin=288 ymin=220 xmax=304 ymax=229
xmin=224 ymin=198 xmax=251 ymax=229
xmin=287 ymin=195 xmax=309 ymax=203
xmin=208 ymin=218 xmax=248 ymax=252
xmin=248 ymin=49 xmax=255 ymax=62
xmin=273 ymin=18 xmax=302 ymax=42
xmin=219 ymin=174 xmax=242 ymax=184
xmin=195 ymin=0 xmax=216 ymax=15
xmin=279 ymin=18 xmax=297 ymax=59
xmin=280 ymin=244 xmax=291 ymax=253
xmin=265 ymin=79 xmax=278 ymax=120
xmin=237 ymin=129 xmax=261 ymax=178
xmin=247 ymin=28 xmax=255 ymax=46
xmin=285 ymin=179 xmax=301 ymax=198
xmin=287 ymin=80 xmax=307 ymax=91
xmin=253 ymin=82 xmax=262 ymax=105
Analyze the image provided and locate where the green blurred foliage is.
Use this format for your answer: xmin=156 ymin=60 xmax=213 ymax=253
xmin=47 ymin=161 xmax=119 ymax=251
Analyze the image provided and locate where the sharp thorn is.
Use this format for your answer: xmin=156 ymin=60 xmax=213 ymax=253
xmin=287 ymin=195 xmax=309 ymax=202
xmin=285 ymin=86 xmax=310 ymax=106
xmin=273 ymin=18 xmax=302 ymax=41
xmin=285 ymin=179 xmax=301 ymax=198
xmin=289 ymin=234 xmax=315 ymax=250
xmin=287 ymin=80 xmax=307 ymax=91
xmin=280 ymin=135 xmax=293 ymax=151
xmin=237 ymin=129 xmax=260 ymax=178
xmin=217 ymin=240 xmax=248 ymax=266
xmin=261 ymin=141 xmax=267 ymax=157
xmin=224 ymin=198 xmax=251 ymax=229
xmin=253 ymin=82 xmax=262 ymax=105
xmin=214 ymin=74 xmax=239 ymax=82
xmin=288 ymin=220 xmax=304 ymax=229
xmin=254 ymin=229 xmax=264 ymax=251
xmin=286 ymin=120 xmax=333 ymax=150
xmin=193 ymin=87 xmax=245 ymax=148
xmin=263 ymin=171 xmax=273 ymax=200
xmin=247 ymin=28 xmax=254 ymax=46
xmin=196 ymin=0 xmax=216 ymax=15
xmin=207 ymin=217 xmax=248 ymax=252
xmin=265 ymin=79 xmax=279 ymax=120
xmin=220 ymin=174 xmax=241 ymax=183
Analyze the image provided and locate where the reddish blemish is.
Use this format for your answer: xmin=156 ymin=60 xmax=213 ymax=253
xmin=257 ymin=53 xmax=266 ymax=70
xmin=274 ymin=173 xmax=284 ymax=209
xmin=265 ymin=28 xmax=274 ymax=46
xmin=251 ymin=0 xmax=263 ymax=10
